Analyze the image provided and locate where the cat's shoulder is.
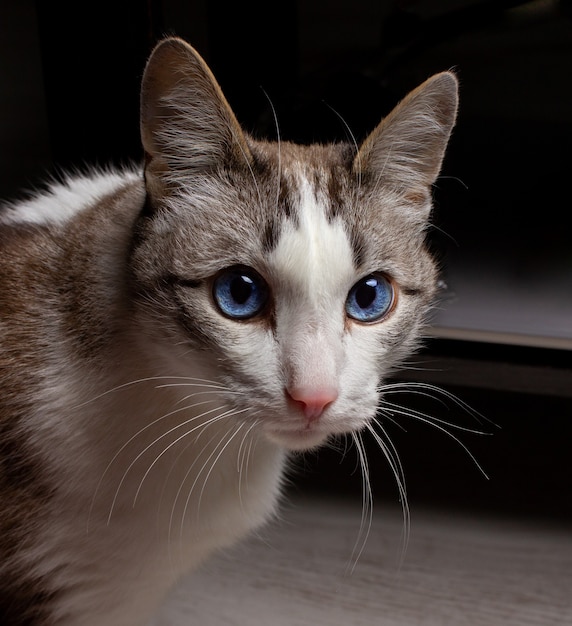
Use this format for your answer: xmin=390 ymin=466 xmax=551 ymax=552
xmin=0 ymin=167 xmax=142 ymax=228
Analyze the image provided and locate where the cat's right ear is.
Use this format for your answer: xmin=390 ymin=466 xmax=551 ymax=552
xmin=354 ymin=72 xmax=458 ymax=208
xmin=140 ymin=38 xmax=252 ymax=196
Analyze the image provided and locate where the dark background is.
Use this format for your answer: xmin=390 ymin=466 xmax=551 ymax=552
xmin=1 ymin=0 xmax=571 ymax=523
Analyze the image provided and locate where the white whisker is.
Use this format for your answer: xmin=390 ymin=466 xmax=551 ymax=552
xmin=381 ymin=400 xmax=488 ymax=436
xmin=77 ymin=375 xmax=225 ymax=410
xmin=133 ymin=406 xmax=252 ymax=507
xmin=175 ymin=419 xmax=246 ymax=555
xmin=367 ymin=419 xmax=410 ymax=565
xmin=197 ymin=422 xmax=246 ymax=512
xmin=347 ymin=431 xmax=373 ymax=575
xmin=236 ymin=418 xmax=259 ymax=474
xmin=88 ymin=395 xmax=225 ymax=532
xmin=380 ymin=402 xmax=490 ymax=479
xmin=437 ymin=174 xmax=468 ymax=190
xmin=380 ymin=381 xmax=492 ymax=426
xmin=155 ymin=382 xmax=228 ymax=391
xmin=237 ymin=420 xmax=260 ymax=509
xmin=89 ymin=398 xmax=221 ymax=526
xmin=167 ymin=428 xmax=223 ymax=567
xmin=323 ymin=102 xmax=365 ymax=239
xmin=261 ymin=88 xmax=282 ymax=214
xmin=156 ymin=435 xmax=195 ymax=530
xmin=230 ymin=128 xmax=263 ymax=208
xmin=172 ymin=388 xmax=246 ymax=407
xmin=324 ymin=102 xmax=361 ymax=184
xmin=106 ymin=405 xmax=235 ymax=525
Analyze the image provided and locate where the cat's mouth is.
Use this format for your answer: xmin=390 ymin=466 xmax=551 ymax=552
xmin=262 ymin=403 xmax=371 ymax=451
xmin=264 ymin=424 xmax=331 ymax=451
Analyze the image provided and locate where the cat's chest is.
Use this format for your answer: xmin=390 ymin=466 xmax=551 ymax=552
xmin=73 ymin=377 xmax=287 ymax=545
xmin=40 ymin=379 xmax=287 ymax=625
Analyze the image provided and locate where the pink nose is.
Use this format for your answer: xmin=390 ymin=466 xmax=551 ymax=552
xmin=286 ymin=386 xmax=338 ymax=421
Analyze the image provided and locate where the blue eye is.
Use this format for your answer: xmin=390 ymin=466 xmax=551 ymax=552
xmin=213 ymin=267 xmax=269 ymax=319
xmin=345 ymin=274 xmax=395 ymax=322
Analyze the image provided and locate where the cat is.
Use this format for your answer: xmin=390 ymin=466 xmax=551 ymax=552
xmin=0 ymin=37 xmax=457 ymax=625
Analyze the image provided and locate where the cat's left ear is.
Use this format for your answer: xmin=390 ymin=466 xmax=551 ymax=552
xmin=355 ymin=72 xmax=458 ymax=202
xmin=140 ymin=37 xmax=252 ymax=195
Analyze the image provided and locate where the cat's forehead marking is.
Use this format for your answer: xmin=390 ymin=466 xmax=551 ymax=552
xmin=268 ymin=166 xmax=355 ymax=304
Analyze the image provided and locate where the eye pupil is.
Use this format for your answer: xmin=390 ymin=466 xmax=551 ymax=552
xmin=345 ymin=274 xmax=394 ymax=323
xmin=230 ymin=275 xmax=253 ymax=304
xmin=355 ymin=279 xmax=377 ymax=309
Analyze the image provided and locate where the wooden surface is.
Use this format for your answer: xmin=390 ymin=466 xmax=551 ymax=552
xmin=152 ymin=496 xmax=572 ymax=625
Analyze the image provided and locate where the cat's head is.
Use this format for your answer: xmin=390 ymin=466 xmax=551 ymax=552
xmin=130 ymin=38 xmax=458 ymax=451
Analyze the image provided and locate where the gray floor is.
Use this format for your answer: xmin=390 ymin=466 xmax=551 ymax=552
xmin=153 ymin=495 xmax=572 ymax=625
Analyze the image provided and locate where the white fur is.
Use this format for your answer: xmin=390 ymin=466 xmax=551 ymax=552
xmin=271 ymin=170 xmax=356 ymax=306
xmin=1 ymin=170 xmax=140 ymax=226
xmin=270 ymin=169 xmax=354 ymax=392
xmin=26 ymin=331 xmax=286 ymax=625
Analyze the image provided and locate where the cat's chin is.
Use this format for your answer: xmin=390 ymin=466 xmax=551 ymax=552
xmin=264 ymin=427 xmax=330 ymax=452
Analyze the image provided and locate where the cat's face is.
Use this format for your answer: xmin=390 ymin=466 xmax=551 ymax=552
xmin=131 ymin=38 xmax=457 ymax=451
